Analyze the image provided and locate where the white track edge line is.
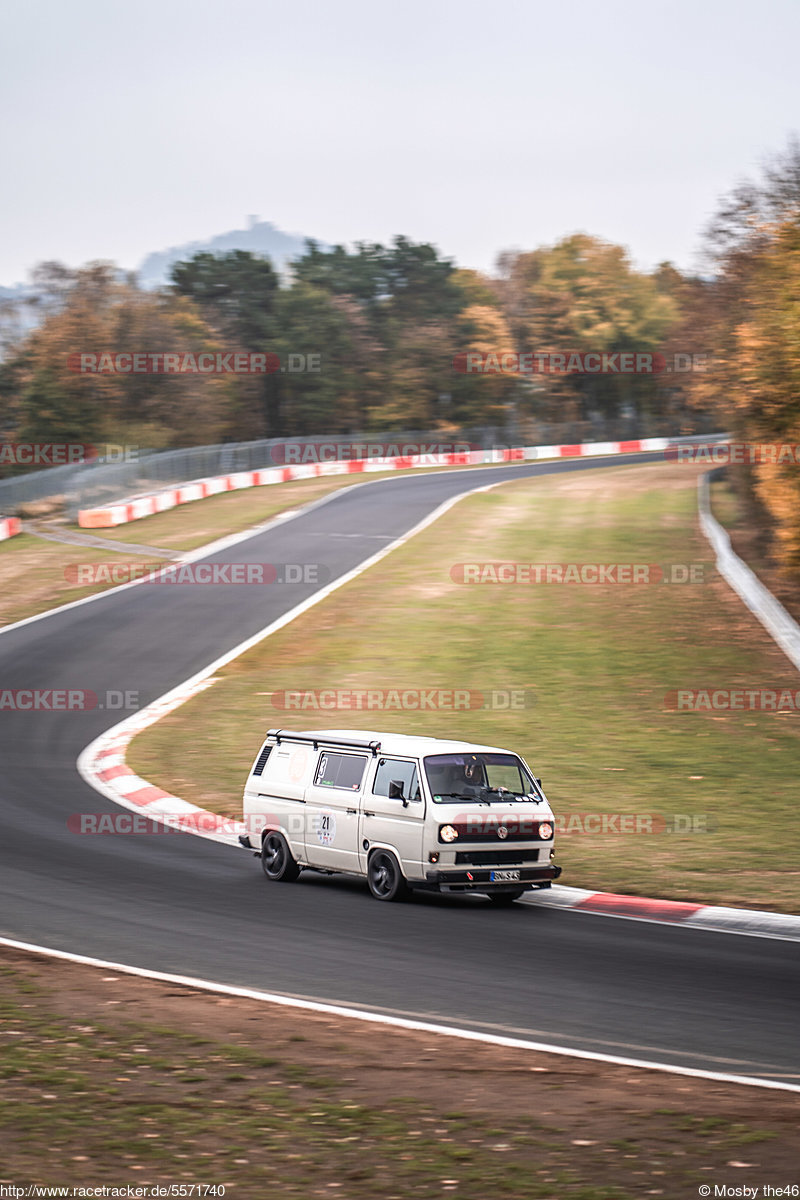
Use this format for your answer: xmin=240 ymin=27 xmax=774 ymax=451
xmin=0 ymin=460 xmax=539 ymax=639
xmin=0 ymin=472 xmax=391 ymax=638
xmin=0 ymin=934 xmax=796 ymax=1093
xmin=522 ymin=894 xmax=800 ymax=942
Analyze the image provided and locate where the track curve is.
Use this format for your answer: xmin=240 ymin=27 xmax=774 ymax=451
xmin=1 ymin=454 xmax=798 ymax=1085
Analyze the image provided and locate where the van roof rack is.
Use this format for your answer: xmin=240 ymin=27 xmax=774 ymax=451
xmin=267 ymin=729 xmax=381 ymax=755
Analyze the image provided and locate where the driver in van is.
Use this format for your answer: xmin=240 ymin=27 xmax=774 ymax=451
xmin=429 ymin=756 xmax=485 ymax=798
xmin=460 ymin=756 xmax=485 ymax=798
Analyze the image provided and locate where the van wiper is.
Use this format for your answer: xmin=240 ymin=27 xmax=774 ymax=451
xmin=435 ymin=792 xmax=491 ymax=804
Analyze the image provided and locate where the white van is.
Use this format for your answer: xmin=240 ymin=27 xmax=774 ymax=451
xmin=241 ymin=728 xmax=561 ymax=903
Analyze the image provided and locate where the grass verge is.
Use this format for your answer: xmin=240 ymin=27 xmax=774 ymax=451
xmin=129 ymin=462 xmax=800 ymax=912
xmin=0 ymin=535 xmax=170 ymax=628
xmin=1 ymin=948 xmax=796 ymax=1196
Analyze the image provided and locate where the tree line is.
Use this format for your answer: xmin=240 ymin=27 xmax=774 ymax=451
xmin=0 ymin=138 xmax=798 ymax=574
xmin=0 ymin=235 xmax=700 ymax=453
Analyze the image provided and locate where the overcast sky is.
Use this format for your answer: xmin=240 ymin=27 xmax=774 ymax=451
xmin=1 ymin=0 xmax=798 ymax=286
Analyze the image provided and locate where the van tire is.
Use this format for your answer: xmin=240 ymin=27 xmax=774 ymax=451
xmin=367 ymin=850 xmax=410 ymax=902
xmin=261 ymin=832 xmax=300 ymax=882
xmin=487 ymin=890 xmax=525 ymax=906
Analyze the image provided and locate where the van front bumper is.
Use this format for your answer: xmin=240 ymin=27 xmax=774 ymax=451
xmin=425 ymin=864 xmax=561 ymax=888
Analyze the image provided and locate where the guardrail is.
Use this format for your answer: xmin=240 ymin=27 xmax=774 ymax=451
xmin=0 ymin=457 xmax=96 ymax=511
xmin=698 ymin=471 xmax=800 ymax=673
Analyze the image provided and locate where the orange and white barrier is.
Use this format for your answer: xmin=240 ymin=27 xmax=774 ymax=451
xmin=77 ymin=438 xmax=673 ymax=529
xmin=0 ymin=516 xmax=21 ymax=541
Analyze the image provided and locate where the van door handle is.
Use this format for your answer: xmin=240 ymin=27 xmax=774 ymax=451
xmin=363 ymin=810 xmax=375 ymax=817
xmin=347 ymin=808 xmax=357 ymax=815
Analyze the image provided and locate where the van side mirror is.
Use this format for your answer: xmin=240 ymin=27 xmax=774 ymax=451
xmin=535 ymin=778 xmax=542 ymax=789
xmin=388 ymin=780 xmax=408 ymax=807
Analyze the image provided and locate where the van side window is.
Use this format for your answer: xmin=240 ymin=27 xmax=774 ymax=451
xmin=314 ymin=752 xmax=367 ymax=791
xmin=252 ymin=744 xmax=272 ymax=776
xmin=373 ymin=758 xmax=420 ymax=802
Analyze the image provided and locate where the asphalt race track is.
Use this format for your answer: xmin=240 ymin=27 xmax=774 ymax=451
xmin=1 ymin=454 xmax=798 ymax=1085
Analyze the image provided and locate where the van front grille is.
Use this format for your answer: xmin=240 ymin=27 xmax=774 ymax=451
xmin=454 ymin=849 xmax=540 ymax=866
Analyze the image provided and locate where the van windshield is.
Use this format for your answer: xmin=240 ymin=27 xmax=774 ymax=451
xmin=424 ymin=753 xmax=538 ymax=802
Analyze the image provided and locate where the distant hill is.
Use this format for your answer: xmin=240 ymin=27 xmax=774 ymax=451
xmin=136 ymin=216 xmax=326 ymax=287
xmin=0 ymin=283 xmax=44 ymax=341
xmin=0 ymin=220 xmax=329 ymax=354
xmin=0 ymin=283 xmax=35 ymax=306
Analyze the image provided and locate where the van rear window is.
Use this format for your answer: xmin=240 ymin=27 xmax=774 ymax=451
xmin=314 ymin=752 xmax=367 ymax=791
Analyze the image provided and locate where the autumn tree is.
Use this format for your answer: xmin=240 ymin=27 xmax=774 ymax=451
xmin=688 ymin=137 xmax=800 ymax=577
xmin=498 ymin=235 xmax=679 ymax=427
xmin=1 ymin=262 xmax=238 ymax=462
xmin=170 ymin=250 xmax=279 ymax=438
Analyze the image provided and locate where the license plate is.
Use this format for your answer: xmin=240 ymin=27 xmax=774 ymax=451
xmin=490 ymin=869 xmax=520 ymax=882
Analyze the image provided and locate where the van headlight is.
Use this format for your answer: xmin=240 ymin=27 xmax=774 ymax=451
xmin=538 ymin=821 xmax=553 ymax=841
xmin=439 ymin=824 xmax=459 ymax=843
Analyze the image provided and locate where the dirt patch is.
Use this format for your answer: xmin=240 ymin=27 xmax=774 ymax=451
xmin=0 ymin=947 xmax=797 ymax=1197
